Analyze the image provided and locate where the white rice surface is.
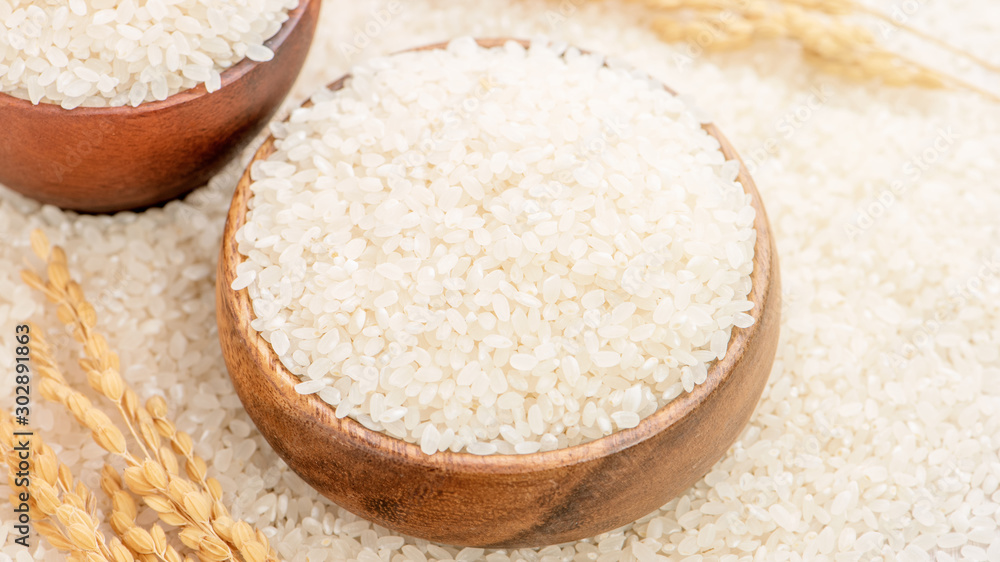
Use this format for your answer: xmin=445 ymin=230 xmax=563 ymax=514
xmin=2 ymin=0 xmax=1000 ymax=560
xmin=235 ymin=38 xmax=757 ymax=455
xmin=0 ymin=0 xmax=297 ymax=108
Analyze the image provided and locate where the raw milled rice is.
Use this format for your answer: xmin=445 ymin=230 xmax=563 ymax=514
xmin=233 ymin=38 xmax=757 ymax=455
xmin=0 ymin=0 xmax=297 ymax=109
xmin=1 ymin=0 xmax=999 ymax=560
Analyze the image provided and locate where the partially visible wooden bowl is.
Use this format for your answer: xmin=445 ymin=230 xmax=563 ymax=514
xmin=217 ymin=38 xmax=781 ymax=548
xmin=0 ymin=0 xmax=320 ymax=214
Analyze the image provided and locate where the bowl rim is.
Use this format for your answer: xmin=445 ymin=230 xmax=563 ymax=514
xmin=221 ymin=37 xmax=777 ymax=475
xmin=0 ymin=0 xmax=312 ymax=114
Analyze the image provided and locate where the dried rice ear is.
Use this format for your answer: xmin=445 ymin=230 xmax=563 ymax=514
xmin=21 ymin=234 xmax=279 ymax=562
xmin=631 ymin=0 xmax=999 ymax=101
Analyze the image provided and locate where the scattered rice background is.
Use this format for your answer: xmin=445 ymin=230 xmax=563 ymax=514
xmin=2 ymin=0 xmax=999 ymax=560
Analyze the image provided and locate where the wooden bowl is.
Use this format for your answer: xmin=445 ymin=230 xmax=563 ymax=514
xmin=216 ymin=39 xmax=781 ymax=548
xmin=0 ymin=0 xmax=320 ymax=214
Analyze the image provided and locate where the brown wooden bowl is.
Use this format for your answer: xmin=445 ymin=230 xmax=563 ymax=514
xmin=216 ymin=39 xmax=781 ymax=549
xmin=0 ymin=0 xmax=320 ymax=214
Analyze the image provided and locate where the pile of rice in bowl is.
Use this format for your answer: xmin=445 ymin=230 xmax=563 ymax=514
xmin=233 ymin=38 xmax=757 ymax=456
xmin=0 ymin=0 xmax=298 ymax=108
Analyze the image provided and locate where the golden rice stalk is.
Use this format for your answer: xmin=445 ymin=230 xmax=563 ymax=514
xmin=29 ymin=329 xmax=131 ymax=459
xmin=615 ymin=0 xmax=999 ymax=101
xmin=23 ymin=230 xmax=279 ymax=562
xmin=102 ymin=465 xmax=185 ymax=562
xmin=0 ymin=412 xmax=123 ymax=562
xmin=785 ymin=0 xmax=1000 ymax=74
xmin=29 ymin=324 xmax=241 ymax=561
xmin=145 ymin=395 xmax=220 ymax=499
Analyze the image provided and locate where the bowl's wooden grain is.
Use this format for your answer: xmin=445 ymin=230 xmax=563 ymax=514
xmin=0 ymin=0 xmax=320 ymax=214
xmin=216 ymin=39 xmax=781 ymax=548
